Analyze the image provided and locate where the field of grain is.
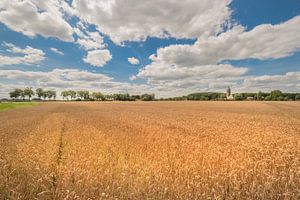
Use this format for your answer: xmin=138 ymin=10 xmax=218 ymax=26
xmin=0 ymin=102 xmax=299 ymax=199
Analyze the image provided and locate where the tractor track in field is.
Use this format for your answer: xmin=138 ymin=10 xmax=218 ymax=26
xmin=56 ymin=122 xmax=65 ymax=165
xmin=50 ymin=114 xmax=67 ymax=199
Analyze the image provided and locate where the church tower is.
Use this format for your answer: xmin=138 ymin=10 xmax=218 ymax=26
xmin=226 ymin=86 xmax=231 ymax=98
xmin=226 ymin=86 xmax=233 ymax=100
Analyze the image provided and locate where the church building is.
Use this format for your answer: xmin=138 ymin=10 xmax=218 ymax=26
xmin=226 ymin=86 xmax=234 ymax=100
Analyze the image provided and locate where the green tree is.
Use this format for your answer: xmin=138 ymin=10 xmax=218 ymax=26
xmin=278 ymin=96 xmax=284 ymax=101
xmin=68 ymin=90 xmax=77 ymax=100
xmin=141 ymin=93 xmax=155 ymax=101
xmin=42 ymin=91 xmax=48 ymax=100
xmin=131 ymin=95 xmax=141 ymax=100
xmin=77 ymin=90 xmax=89 ymax=100
xmin=10 ymin=89 xmax=24 ymax=100
xmin=77 ymin=91 xmax=84 ymax=100
xmin=283 ymin=93 xmax=296 ymax=100
xmin=256 ymin=91 xmax=263 ymax=101
xmin=44 ymin=90 xmax=56 ymax=100
xmin=46 ymin=91 xmax=52 ymax=100
xmin=234 ymin=93 xmax=244 ymax=101
xmin=15 ymin=89 xmax=23 ymax=99
xmin=270 ymin=90 xmax=283 ymax=101
xmin=104 ymin=94 xmax=114 ymax=101
xmin=36 ymin=88 xmax=44 ymax=99
xmin=113 ymin=93 xmax=131 ymax=101
xmin=265 ymin=95 xmax=272 ymax=101
xmin=24 ymin=87 xmax=35 ymax=101
xmin=52 ymin=91 xmax=57 ymax=100
xmin=219 ymin=93 xmax=226 ymax=100
xmin=61 ymin=91 xmax=69 ymax=100
xmin=20 ymin=90 xmax=25 ymax=100
xmin=295 ymin=94 xmax=300 ymax=101
xmin=284 ymin=96 xmax=290 ymax=101
xmin=9 ymin=90 xmax=18 ymax=99
xmin=92 ymin=92 xmax=104 ymax=101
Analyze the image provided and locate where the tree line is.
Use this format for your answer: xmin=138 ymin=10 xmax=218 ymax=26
xmin=8 ymin=88 xmax=155 ymax=101
xmin=7 ymin=88 xmax=300 ymax=102
xmin=61 ymin=90 xmax=155 ymax=101
xmin=233 ymin=90 xmax=300 ymax=101
xmin=160 ymin=90 xmax=300 ymax=101
xmin=9 ymin=88 xmax=56 ymax=101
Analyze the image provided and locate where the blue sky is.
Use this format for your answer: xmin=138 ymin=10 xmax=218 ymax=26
xmin=0 ymin=0 xmax=299 ymax=97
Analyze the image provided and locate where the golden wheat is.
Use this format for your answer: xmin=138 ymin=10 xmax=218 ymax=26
xmin=0 ymin=102 xmax=299 ymax=199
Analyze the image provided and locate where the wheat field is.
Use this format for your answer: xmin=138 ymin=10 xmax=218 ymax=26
xmin=0 ymin=102 xmax=299 ymax=199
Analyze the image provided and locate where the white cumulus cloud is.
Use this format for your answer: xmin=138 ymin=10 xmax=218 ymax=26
xmin=50 ymin=47 xmax=64 ymax=55
xmin=134 ymin=15 xmax=300 ymax=94
xmin=0 ymin=68 xmax=151 ymax=98
xmin=0 ymin=42 xmax=45 ymax=66
xmin=0 ymin=0 xmax=74 ymax=42
xmin=71 ymin=0 xmax=232 ymax=44
xmin=128 ymin=57 xmax=140 ymax=65
xmin=241 ymin=71 xmax=300 ymax=92
xmin=83 ymin=49 xmax=112 ymax=67
xmin=76 ymin=29 xmax=106 ymax=50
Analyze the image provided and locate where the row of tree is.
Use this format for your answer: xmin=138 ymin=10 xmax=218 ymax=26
xmin=8 ymin=88 xmax=155 ymax=101
xmin=161 ymin=90 xmax=300 ymax=101
xmin=8 ymin=88 xmax=300 ymax=101
xmin=9 ymin=88 xmax=57 ymax=101
xmin=60 ymin=90 xmax=155 ymax=101
xmin=233 ymin=90 xmax=300 ymax=101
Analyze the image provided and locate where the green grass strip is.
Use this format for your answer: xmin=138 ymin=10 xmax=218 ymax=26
xmin=0 ymin=102 xmax=37 ymax=112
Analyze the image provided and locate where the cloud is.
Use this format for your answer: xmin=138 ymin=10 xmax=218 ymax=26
xmin=83 ymin=49 xmax=112 ymax=67
xmin=138 ymin=64 xmax=247 ymax=82
xmin=133 ymin=16 xmax=300 ymax=94
xmin=0 ymin=69 xmax=151 ymax=98
xmin=193 ymin=16 xmax=300 ymax=63
xmin=73 ymin=22 xmax=110 ymax=66
xmin=76 ymin=30 xmax=106 ymax=50
xmin=129 ymin=75 xmax=137 ymax=81
xmin=136 ymin=63 xmax=248 ymax=95
xmin=0 ymin=42 xmax=45 ymax=66
xmin=128 ymin=57 xmax=140 ymax=65
xmin=0 ymin=0 xmax=74 ymax=42
xmin=50 ymin=47 xmax=64 ymax=55
xmin=71 ymin=0 xmax=232 ymax=44
xmin=241 ymin=71 xmax=300 ymax=92
xmin=145 ymin=16 xmax=300 ymax=68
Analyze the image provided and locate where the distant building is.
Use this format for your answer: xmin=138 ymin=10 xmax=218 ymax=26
xmin=226 ymin=86 xmax=234 ymax=100
xmin=226 ymin=86 xmax=231 ymax=97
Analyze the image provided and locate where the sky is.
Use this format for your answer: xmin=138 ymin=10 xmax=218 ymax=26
xmin=0 ymin=0 xmax=299 ymax=98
